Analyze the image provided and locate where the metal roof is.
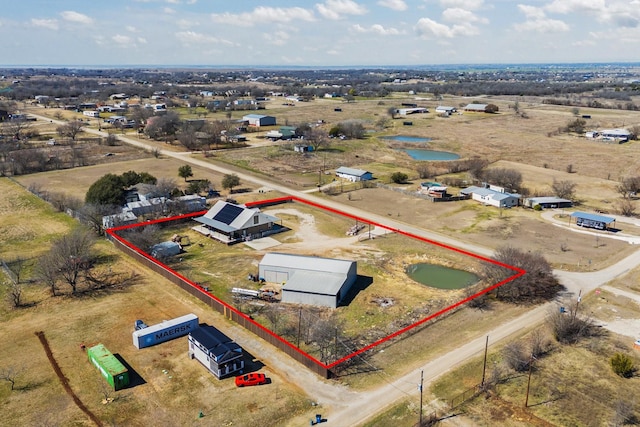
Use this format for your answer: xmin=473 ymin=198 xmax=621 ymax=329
xmin=336 ymin=166 xmax=370 ymax=177
xmin=283 ymin=270 xmax=346 ymax=295
xmin=261 ymin=253 xmax=354 ymax=275
xmin=526 ymin=197 xmax=572 ymax=204
xmin=464 ymin=103 xmax=488 ymax=110
xmin=570 ymin=211 xmax=615 ymax=224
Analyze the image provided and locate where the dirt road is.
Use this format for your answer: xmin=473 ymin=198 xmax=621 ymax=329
xmin=30 ymin=112 xmax=640 ymax=426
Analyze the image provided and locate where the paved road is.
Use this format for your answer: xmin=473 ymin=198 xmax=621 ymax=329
xmin=30 ymin=111 xmax=640 ymax=426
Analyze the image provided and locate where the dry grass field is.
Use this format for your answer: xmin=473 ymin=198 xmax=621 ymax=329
xmin=6 ymin=94 xmax=640 ymax=426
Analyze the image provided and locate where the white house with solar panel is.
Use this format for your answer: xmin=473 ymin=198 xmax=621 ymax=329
xmin=258 ymin=253 xmax=357 ymax=308
xmin=192 ymin=200 xmax=283 ymax=244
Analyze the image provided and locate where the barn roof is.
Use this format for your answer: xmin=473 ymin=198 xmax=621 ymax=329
xmin=570 ymin=211 xmax=615 ymax=224
xmin=336 ymin=166 xmax=370 ymax=177
xmin=283 ymin=270 xmax=347 ymax=296
xmin=261 ymin=252 xmax=354 ymax=275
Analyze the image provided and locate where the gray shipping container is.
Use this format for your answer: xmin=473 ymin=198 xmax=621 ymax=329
xmin=132 ymin=313 xmax=199 ymax=349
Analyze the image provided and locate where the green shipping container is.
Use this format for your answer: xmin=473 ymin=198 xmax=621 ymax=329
xmin=87 ymin=344 xmax=129 ymax=391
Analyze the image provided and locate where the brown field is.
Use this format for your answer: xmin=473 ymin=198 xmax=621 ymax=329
xmin=5 ymin=94 xmax=640 ymax=426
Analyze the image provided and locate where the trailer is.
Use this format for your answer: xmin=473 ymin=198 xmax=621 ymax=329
xmin=87 ymin=344 xmax=129 ymax=391
xmin=132 ymin=313 xmax=199 ymax=349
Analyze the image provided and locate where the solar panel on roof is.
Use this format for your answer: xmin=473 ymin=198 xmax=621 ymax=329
xmin=212 ymin=203 xmax=243 ymax=225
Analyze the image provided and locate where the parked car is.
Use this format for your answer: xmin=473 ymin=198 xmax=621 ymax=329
xmin=235 ymin=373 xmax=267 ymax=387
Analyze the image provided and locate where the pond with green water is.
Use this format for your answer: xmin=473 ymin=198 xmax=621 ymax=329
xmin=406 ymin=263 xmax=479 ymax=289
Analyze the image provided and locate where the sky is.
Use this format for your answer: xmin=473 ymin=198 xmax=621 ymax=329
xmin=1 ymin=0 xmax=639 ymax=67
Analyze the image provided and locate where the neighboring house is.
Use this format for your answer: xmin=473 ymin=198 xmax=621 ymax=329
xmin=435 ymin=106 xmax=457 ymax=115
xmin=243 ymin=114 xmax=276 ymax=127
xmin=83 ymin=110 xmax=100 ymax=118
xmin=460 ymin=185 xmax=520 ymax=208
xmin=523 ymin=197 xmax=573 ymax=209
xmin=188 ymin=325 xmax=244 ymax=379
xmin=259 ymin=253 xmax=357 ymax=309
xmin=102 ymin=210 xmax=137 ymax=230
xmin=463 ymin=103 xmax=489 ymax=112
xmin=294 ymin=144 xmax=314 ymax=153
xmin=102 ymin=194 xmax=206 ymax=230
xmin=192 ymin=200 xmax=282 ymax=244
xmin=336 ymin=166 xmax=373 ymax=182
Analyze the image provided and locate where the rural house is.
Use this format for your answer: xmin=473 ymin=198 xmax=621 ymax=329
xmin=192 ymin=200 xmax=283 ymax=244
xmin=461 ymin=185 xmax=520 ymax=208
xmin=188 ymin=325 xmax=244 ymax=379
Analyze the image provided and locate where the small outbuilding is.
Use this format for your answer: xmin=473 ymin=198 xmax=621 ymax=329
xmin=188 ymin=325 xmax=244 ymax=379
xmin=336 ymin=166 xmax=373 ymax=182
xmin=150 ymin=241 xmax=182 ymax=259
xmin=463 ymin=103 xmax=489 ymax=112
xmin=570 ymin=212 xmax=615 ymax=230
xmin=259 ymin=253 xmax=357 ymax=309
xmin=435 ymin=106 xmax=457 ymax=115
xmin=523 ymin=197 xmax=573 ymax=209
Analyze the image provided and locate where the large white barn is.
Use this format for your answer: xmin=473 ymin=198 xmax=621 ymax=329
xmin=258 ymin=253 xmax=357 ymax=309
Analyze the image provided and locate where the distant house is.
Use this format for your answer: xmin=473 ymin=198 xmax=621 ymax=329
xmin=336 ymin=167 xmax=373 ymax=182
xmin=265 ymin=126 xmax=296 ymax=141
xmin=460 ymin=185 xmax=520 ymax=208
xmin=294 ymin=144 xmax=313 ymax=153
xmin=463 ymin=103 xmax=489 ymax=112
xmin=243 ymin=114 xmax=276 ymax=127
xmin=188 ymin=325 xmax=244 ymax=379
xmin=192 ymin=200 xmax=282 ymax=244
xmin=83 ymin=110 xmax=100 ymax=118
xmin=395 ymin=107 xmax=428 ymax=116
xmin=435 ymin=106 xmax=457 ymax=115
xmin=523 ymin=197 xmax=573 ymax=209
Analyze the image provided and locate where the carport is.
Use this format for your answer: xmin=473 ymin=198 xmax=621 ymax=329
xmin=570 ymin=212 xmax=616 ymax=230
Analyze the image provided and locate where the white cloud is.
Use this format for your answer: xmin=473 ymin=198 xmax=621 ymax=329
xmin=166 ymin=0 xmax=181 ymax=4
xmin=517 ymin=5 xmax=545 ymax=20
xmin=415 ymin=17 xmax=479 ymax=38
xmin=176 ymin=19 xmax=196 ymax=29
xmin=544 ymin=0 xmax=605 ymax=15
xmin=264 ymin=30 xmax=290 ymax=46
xmin=442 ymin=7 xmax=487 ymax=24
xmin=137 ymin=37 xmax=148 ymax=44
xmin=513 ymin=18 xmax=569 ymax=33
xmin=126 ymin=25 xmax=139 ymax=33
xmin=438 ymin=0 xmax=484 ymax=10
xmin=316 ymin=0 xmax=367 ymax=20
xmin=163 ymin=7 xmax=176 ymax=14
xmin=60 ymin=11 xmax=94 ymax=25
xmin=352 ymin=23 xmax=403 ymax=35
xmin=515 ymin=4 xmax=569 ymax=33
xmin=377 ymin=0 xmax=407 ymax=11
xmin=175 ymin=31 xmax=233 ymax=45
xmin=31 ymin=18 xmax=59 ymax=30
xmin=212 ymin=6 xmax=315 ymax=27
xmin=112 ymin=34 xmax=132 ymax=45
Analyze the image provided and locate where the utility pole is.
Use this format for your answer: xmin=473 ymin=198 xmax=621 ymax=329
xmin=573 ymin=289 xmax=582 ymax=319
xmin=525 ymin=355 xmax=535 ymax=407
xmin=481 ymin=335 xmax=489 ymax=387
xmin=418 ymin=370 xmax=424 ymax=427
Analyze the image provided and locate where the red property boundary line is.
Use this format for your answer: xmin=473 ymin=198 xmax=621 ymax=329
xmin=106 ymin=196 xmax=524 ymax=372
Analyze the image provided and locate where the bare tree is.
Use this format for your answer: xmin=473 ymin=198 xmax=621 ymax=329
xmin=0 ymin=366 xmax=24 ymax=391
xmin=615 ymin=199 xmax=636 ymax=217
xmin=47 ymin=228 xmax=96 ymax=294
xmin=551 ymin=179 xmax=577 ymax=200
xmin=546 ymin=302 xmax=598 ymax=344
xmin=416 ymin=164 xmax=432 ymax=180
xmin=56 ymin=120 xmax=84 ymax=142
xmin=483 ymin=246 xmax=562 ymax=303
xmin=617 ymin=176 xmax=640 ymax=199
xmin=5 ymin=117 xmax=33 ymax=140
xmin=502 ymin=341 xmax=530 ymax=372
xmin=481 ymin=168 xmax=523 ymax=192
xmin=35 ymin=252 xmax=61 ymax=297
xmin=303 ymin=127 xmax=330 ymax=151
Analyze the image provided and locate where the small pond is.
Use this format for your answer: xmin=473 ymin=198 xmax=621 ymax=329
xmin=406 ymin=263 xmax=479 ymax=289
xmin=403 ymin=149 xmax=460 ymax=161
xmin=382 ymin=135 xmax=432 ymax=143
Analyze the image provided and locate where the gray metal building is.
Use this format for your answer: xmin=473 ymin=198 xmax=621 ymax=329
xmin=259 ymin=253 xmax=357 ymax=308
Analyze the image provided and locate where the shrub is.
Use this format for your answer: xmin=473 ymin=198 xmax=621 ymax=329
xmin=390 ymin=172 xmax=408 ymax=184
xmin=610 ymin=353 xmax=635 ymax=378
